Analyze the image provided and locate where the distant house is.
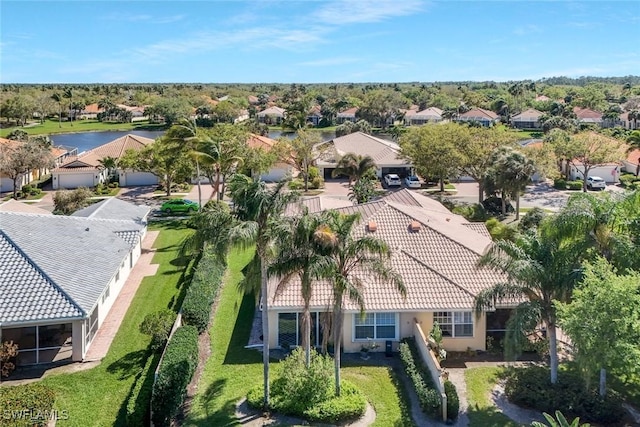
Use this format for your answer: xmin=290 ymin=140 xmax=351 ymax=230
xmin=511 ymin=108 xmax=544 ymax=129
xmin=79 ymin=103 xmax=104 ymax=120
xmin=248 ymin=95 xmax=260 ymax=105
xmin=116 ymin=104 xmax=147 ymax=122
xmin=52 ymin=134 xmax=158 ymax=189
xmin=307 ymin=105 xmax=323 ymax=126
xmin=246 ymin=133 xmax=296 ymax=182
xmin=315 ymin=132 xmax=412 ymax=179
xmin=454 ymin=108 xmax=500 ymax=127
xmin=567 ymin=161 xmax=621 ymax=184
xmin=336 ymin=107 xmax=358 ymax=124
xmin=0 ymin=199 xmax=149 ymax=365
xmin=619 ymin=111 xmax=640 ymax=130
xmin=257 ymin=106 xmax=286 ymax=125
xmin=406 ymin=107 xmax=443 ymax=126
xmin=573 ymin=107 xmax=603 ymax=126
xmin=534 ymin=95 xmax=551 ymax=102
xmin=622 ymin=149 xmax=640 ymax=176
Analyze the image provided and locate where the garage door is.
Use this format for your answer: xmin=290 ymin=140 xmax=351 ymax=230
xmin=260 ymin=168 xmax=289 ymax=182
xmin=58 ymin=173 xmax=94 ymax=189
xmin=124 ymin=172 xmax=159 ymax=186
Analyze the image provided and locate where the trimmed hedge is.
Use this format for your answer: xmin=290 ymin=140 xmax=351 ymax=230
xmin=398 ymin=339 xmax=441 ymax=419
xmin=151 ymin=325 xmax=199 ymax=427
xmin=504 ymin=366 xmax=623 ymax=424
xmin=0 ymin=383 xmax=56 ymax=427
xmin=125 ymin=353 xmax=157 ymax=427
xmin=566 ymin=180 xmax=583 ymax=190
xmin=182 ymin=248 xmax=225 ymax=333
xmin=619 ymin=173 xmax=640 ymax=188
xmin=444 ymin=380 xmax=459 ymax=421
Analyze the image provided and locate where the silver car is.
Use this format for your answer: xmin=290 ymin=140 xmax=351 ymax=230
xmin=384 ymin=174 xmax=402 ymax=187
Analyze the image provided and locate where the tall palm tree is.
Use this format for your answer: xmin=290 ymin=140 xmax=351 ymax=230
xmin=179 ymin=201 xmax=235 ymax=263
xmin=487 ymin=147 xmax=536 ymax=220
xmin=269 ymin=211 xmax=331 ymax=367
xmin=97 ymin=156 xmax=118 ymax=183
xmin=63 ymin=88 xmax=73 ymax=126
xmin=227 ymin=174 xmax=300 ymax=409
xmin=51 ymin=93 xmax=63 ymax=128
xmin=474 ymin=224 xmax=584 ymax=384
xmin=331 ymin=153 xmax=377 ymax=186
xmin=318 ymin=211 xmax=405 ymax=396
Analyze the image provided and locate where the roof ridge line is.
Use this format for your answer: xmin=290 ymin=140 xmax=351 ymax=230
xmin=0 ymin=229 xmax=86 ymax=318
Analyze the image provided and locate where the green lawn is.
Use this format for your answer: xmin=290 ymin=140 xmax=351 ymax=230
xmin=466 ymin=367 xmax=521 ymax=427
xmin=0 ymin=119 xmax=165 ymax=137
xmin=41 ymin=221 xmax=193 ymax=426
xmin=186 ymin=247 xmax=414 ymax=426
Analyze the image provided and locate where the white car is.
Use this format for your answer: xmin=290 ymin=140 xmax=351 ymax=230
xmin=405 ymin=175 xmax=421 ymax=188
xmin=586 ymin=176 xmax=606 ymax=190
xmin=384 ymin=174 xmax=402 ymax=187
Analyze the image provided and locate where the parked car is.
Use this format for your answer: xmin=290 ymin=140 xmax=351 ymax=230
xmin=160 ymin=199 xmax=199 ymax=214
xmin=384 ymin=174 xmax=402 ymax=187
xmin=586 ymin=176 xmax=606 ymax=190
xmin=405 ymin=175 xmax=421 ymax=189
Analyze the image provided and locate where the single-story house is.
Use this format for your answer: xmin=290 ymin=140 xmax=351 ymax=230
xmin=573 ymin=107 xmax=603 ymax=126
xmin=0 ymin=198 xmax=150 ymax=366
xmin=619 ymin=112 xmax=640 ymax=130
xmin=336 ymin=108 xmax=358 ymax=124
xmin=454 ymin=108 xmax=500 ymax=127
xmin=52 ymin=134 xmax=158 ymax=189
xmin=257 ymin=106 xmax=286 ymax=125
xmin=511 ymin=108 xmax=544 ymax=129
xmin=246 ymin=133 xmax=297 ymax=182
xmin=567 ymin=162 xmax=621 ymax=183
xmin=406 ymin=107 xmax=443 ymax=126
xmin=79 ymin=103 xmax=104 ymax=120
xmin=0 ymin=138 xmax=76 ymax=194
xmin=263 ymin=189 xmax=507 ymax=353
xmin=315 ymin=132 xmax=413 ymax=180
xmin=622 ymin=149 xmax=640 ymax=176
xmin=535 ymin=95 xmax=551 ymax=102
xmin=307 ymin=106 xmax=323 ymax=126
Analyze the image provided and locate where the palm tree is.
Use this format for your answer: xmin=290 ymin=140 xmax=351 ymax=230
xmin=97 ymin=156 xmax=118 ymax=183
xmin=269 ymin=211 xmax=331 ymax=367
xmin=179 ymin=201 xmax=235 ymax=263
xmin=227 ymin=174 xmax=300 ymax=409
xmin=474 ymin=224 xmax=584 ymax=384
xmin=487 ymin=147 xmax=536 ymax=220
xmin=318 ymin=210 xmax=405 ymax=396
xmin=63 ymin=88 xmax=73 ymax=126
xmin=627 ymin=110 xmax=639 ymax=131
xmin=51 ymin=93 xmax=63 ymax=128
xmin=331 ymin=153 xmax=377 ymax=186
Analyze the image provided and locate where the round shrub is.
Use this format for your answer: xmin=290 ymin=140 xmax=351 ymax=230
xmin=444 ymin=380 xmax=459 ymax=421
xmin=518 ymin=207 xmax=546 ymax=232
xmin=566 ymin=180 xmax=583 ymax=191
xmin=553 ymin=178 xmax=567 ymax=190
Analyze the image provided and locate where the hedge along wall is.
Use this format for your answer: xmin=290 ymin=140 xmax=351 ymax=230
xmin=150 ymin=325 xmax=199 ymax=427
xmin=181 ymin=245 xmax=226 ymax=334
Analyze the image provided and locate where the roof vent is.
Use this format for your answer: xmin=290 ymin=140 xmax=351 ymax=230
xmin=409 ymin=221 xmax=421 ymax=232
xmin=367 ymin=220 xmax=377 ymax=232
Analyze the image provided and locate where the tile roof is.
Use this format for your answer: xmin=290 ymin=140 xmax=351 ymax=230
xmin=458 ymin=108 xmax=499 ymax=120
xmin=0 ymin=232 xmax=83 ymax=323
xmin=284 ymin=196 xmax=354 ymax=216
xmin=626 ymin=149 xmax=640 ymax=165
xmin=54 ymin=134 xmax=154 ymax=171
xmin=535 ymin=95 xmax=551 ymax=102
xmin=0 ymin=210 xmax=145 ymax=319
xmin=72 ymin=197 xmax=150 ymax=223
xmin=82 ymin=103 xmax=103 ymax=114
xmin=573 ymin=107 xmax=603 ymax=121
xmin=318 ymin=132 xmax=409 ymax=166
xmin=247 ymin=133 xmax=277 ymax=150
xmin=271 ymin=189 xmax=502 ymax=312
xmin=337 ymin=107 xmax=358 ymax=117
xmin=257 ymin=106 xmax=285 ymax=117
xmin=511 ymin=108 xmax=544 ymax=121
xmin=411 ymin=107 xmax=443 ymax=120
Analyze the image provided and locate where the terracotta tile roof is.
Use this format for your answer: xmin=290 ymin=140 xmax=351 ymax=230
xmin=247 ymin=133 xmax=277 ymax=150
xmin=535 ymin=95 xmax=551 ymax=102
xmin=318 ymin=132 xmax=409 ymax=166
xmin=626 ymin=149 xmax=640 ymax=164
xmin=337 ymin=107 xmax=358 ymax=117
xmin=411 ymin=107 xmax=443 ymax=120
xmin=458 ymin=108 xmax=499 ymax=120
xmin=248 ymin=95 xmax=259 ymax=104
xmin=573 ymin=107 xmax=603 ymax=121
xmin=511 ymin=108 xmax=543 ymax=121
xmin=257 ymin=106 xmax=285 ymax=117
xmin=82 ymin=103 xmax=103 ymax=114
xmin=271 ymin=189 xmax=503 ymax=312
xmin=284 ymin=196 xmax=354 ymax=216
xmin=54 ymin=134 xmax=154 ymax=171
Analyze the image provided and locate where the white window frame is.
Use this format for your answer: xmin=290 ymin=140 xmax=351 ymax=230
xmin=433 ymin=311 xmax=474 ymax=338
xmin=352 ymin=312 xmax=399 ymax=341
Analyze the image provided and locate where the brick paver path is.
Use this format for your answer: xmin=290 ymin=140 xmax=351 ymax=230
xmin=84 ymin=231 xmax=160 ymax=361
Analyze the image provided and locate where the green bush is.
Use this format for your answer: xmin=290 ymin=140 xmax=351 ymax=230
xmin=451 ymin=203 xmax=490 ymax=222
xmin=444 ymin=380 xmax=459 ymax=421
xmin=518 ymin=207 xmax=547 ymax=232
xmin=246 ymin=348 xmax=366 ymax=423
xmin=182 ymin=248 xmax=225 ymax=333
xmin=21 ymin=184 xmax=32 ymax=194
xmin=125 ymin=354 xmax=156 ymax=427
xmin=151 ymin=325 xmax=199 ymax=427
xmin=288 ymin=179 xmax=304 ymax=190
xmin=619 ymin=173 xmax=640 ymax=188
xmin=398 ymin=339 xmax=441 ymax=419
xmin=566 ymin=180 xmax=583 ymax=191
xmin=504 ymin=366 xmax=623 ymax=424
xmin=485 ymin=218 xmax=517 ymax=241
xmin=0 ymin=383 xmax=56 ymax=427
xmin=139 ymin=309 xmax=175 ymax=351
xmin=553 ymin=178 xmax=567 ymax=190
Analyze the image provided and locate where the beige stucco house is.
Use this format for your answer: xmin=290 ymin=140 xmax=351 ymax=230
xmin=265 ymin=189 xmax=507 ymax=354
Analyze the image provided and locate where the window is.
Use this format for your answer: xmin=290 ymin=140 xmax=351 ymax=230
xmin=433 ymin=311 xmax=473 ymax=337
xmin=354 ymin=313 xmax=398 ymax=340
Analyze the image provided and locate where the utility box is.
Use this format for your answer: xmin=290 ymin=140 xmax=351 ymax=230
xmin=385 ymin=340 xmax=393 ymax=357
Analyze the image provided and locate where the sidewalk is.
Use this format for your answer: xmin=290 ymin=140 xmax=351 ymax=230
xmin=84 ymin=231 xmax=160 ymax=361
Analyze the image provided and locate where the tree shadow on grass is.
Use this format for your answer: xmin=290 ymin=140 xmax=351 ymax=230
xmin=106 ymin=349 xmax=149 ymax=380
xmin=223 ymin=293 xmax=262 ymax=365
xmin=467 ymin=404 xmax=520 ymax=427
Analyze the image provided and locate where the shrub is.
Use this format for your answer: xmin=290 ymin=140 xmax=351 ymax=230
xmin=53 ymin=187 xmax=93 ymax=215
xmin=482 ymin=196 xmax=514 ymax=216
xmin=21 ymin=184 xmax=32 ymax=194
xmin=310 ymin=176 xmax=324 ymax=189
xmin=0 ymin=341 xmax=18 ymax=377
xmin=485 ymin=218 xmax=517 ymax=241
xmin=619 ymin=173 xmax=640 ymax=188
xmin=288 ymin=179 xmax=304 ymax=190
xmin=151 ymin=325 xmax=199 ymax=427
xmin=139 ymin=309 xmax=175 ymax=351
xmin=246 ymin=348 xmax=366 ymax=423
xmin=182 ymin=248 xmax=225 ymax=333
xmin=0 ymin=383 xmax=56 ymax=427
xmin=566 ymin=180 xmax=583 ymax=191
xmin=553 ymin=178 xmax=567 ymax=190
xmin=444 ymin=380 xmax=459 ymax=421
xmin=504 ymin=366 xmax=623 ymax=424
xmin=518 ymin=207 xmax=547 ymax=232
xmin=125 ymin=354 xmax=156 ymax=427
xmin=399 ymin=339 xmax=441 ymax=419
xmin=451 ymin=203 xmax=490 ymax=222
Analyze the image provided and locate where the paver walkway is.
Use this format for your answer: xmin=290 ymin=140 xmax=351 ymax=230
xmin=84 ymin=230 xmax=159 ymax=361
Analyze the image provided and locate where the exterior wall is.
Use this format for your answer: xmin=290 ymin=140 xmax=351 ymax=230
xmin=95 ymin=244 xmax=139 ymax=326
xmin=72 ymin=319 xmax=85 ymax=361
xmin=622 ymin=160 xmax=640 ymax=175
xmin=52 ymin=170 xmax=106 ymax=189
xmin=119 ymin=170 xmax=159 ymax=187
xmin=569 ymin=164 xmax=621 ymax=183
xmin=0 ymin=172 xmax=31 ymax=193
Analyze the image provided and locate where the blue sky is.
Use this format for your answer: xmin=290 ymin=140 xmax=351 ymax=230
xmin=1 ymin=1 xmax=639 ymax=83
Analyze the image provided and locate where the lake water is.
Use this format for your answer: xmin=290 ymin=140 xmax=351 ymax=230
xmin=49 ymin=129 xmax=393 ymax=153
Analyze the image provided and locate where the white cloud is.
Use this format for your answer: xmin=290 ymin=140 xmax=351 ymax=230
xmin=315 ymin=0 xmax=425 ymax=25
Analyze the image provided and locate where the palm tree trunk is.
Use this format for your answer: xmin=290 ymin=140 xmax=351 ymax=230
xmin=302 ymin=306 xmax=311 ymax=368
xmin=333 ymin=298 xmax=343 ymax=397
xmin=260 ymin=255 xmax=270 ymax=408
xmin=196 ymin=160 xmax=202 ymax=210
xmin=501 ymin=191 xmax=506 ymax=216
xmin=599 ymin=368 xmax=607 ymax=397
xmin=548 ymin=319 xmax=558 ymax=384
xmin=478 ymin=182 xmax=484 ymax=204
